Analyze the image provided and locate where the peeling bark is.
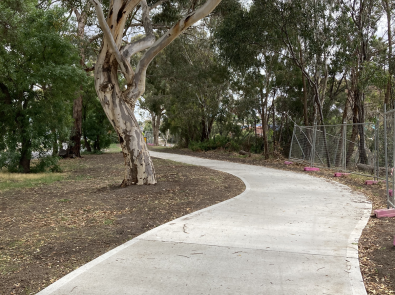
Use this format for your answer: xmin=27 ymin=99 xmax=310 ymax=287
xmin=151 ymin=111 xmax=161 ymax=146
xmin=89 ymin=0 xmax=222 ymax=185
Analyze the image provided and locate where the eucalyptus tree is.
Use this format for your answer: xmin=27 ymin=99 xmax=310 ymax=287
xmin=140 ymin=50 xmax=169 ymax=146
xmin=252 ymin=0 xmax=351 ymax=166
xmin=338 ymin=0 xmax=383 ymax=164
xmin=66 ymin=0 xmax=96 ymax=157
xmin=154 ymin=32 xmax=230 ymax=146
xmin=39 ymin=0 xmax=99 ymax=157
xmin=87 ymin=0 xmax=223 ymax=185
xmin=381 ymin=0 xmax=395 ymax=106
xmin=214 ymin=1 xmax=307 ymax=158
xmin=139 ymin=93 xmax=166 ymax=146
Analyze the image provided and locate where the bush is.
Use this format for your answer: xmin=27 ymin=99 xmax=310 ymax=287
xmin=0 ymin=151 xmax=62 ymax=173
xmin=187 ymin=134 xmax=269 ymax=154
xmin=229 ymin=141 xmax=240 ymax=151
xmin=31 ymin=156 xmax=62 ymax=173
xmin=0 ymin=150 xmax=21 ymax=172
xmin=188 ymin=135 xmax=231 ymax=152
xmin=188 ymin=135 xmax=246 ymax=152
xmin=81 ymin=149 xmax=104 ymax=155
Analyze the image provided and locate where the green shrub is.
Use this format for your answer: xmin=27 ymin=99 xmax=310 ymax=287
xmin=187 ymin=134 xmax=270 ymax=155
xmin=188 ymin=135 xmax=231 ymax=152
xmin=0 ymin=151 xmax=21 ymax=172
xmin=229 ymin=141 xmax=240 ymax=151
xmin=31 ymin=156 xmax=62 ymax=173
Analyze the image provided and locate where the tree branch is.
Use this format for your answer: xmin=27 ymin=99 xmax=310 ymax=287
xmin=149 ymin=0 xmax=170 ymax=11
xmin=89 ymin=0 xmax=134 ymax=83
xmin=129 ymin=0 xmax=222 ymax=102
xmin=73 ymin=7 xmax=81 ymax=20
xmin=125 ymin=0 xmax=142 ymax=12
xmin=89 ymin=33 xmax=103 ymax=43
xmin=121 ymin=0 xmax=155 ymax=60
xmin=84 ymin=66 xmax=95 ymax=72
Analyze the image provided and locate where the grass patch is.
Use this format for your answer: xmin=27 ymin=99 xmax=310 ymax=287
xmin=103 ymin=219 xmax=114 ymax=225
xmin=57 ymin=198 xmax=71 ymax=203
xmin=105 ymin=143 xmax=122 ymax=153
xmin=0 ymin=171 xmax=64 ymax=192
xmin=81 ymin=150 xmax=104 ymax=155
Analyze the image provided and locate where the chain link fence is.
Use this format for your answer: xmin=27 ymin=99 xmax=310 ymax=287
xmin=289 ymin=123 xmax=377 ymax=173
xmin=383 ymin=106 xmax=395 ymax=208
xmin=144 ymin=131 xmax=154 ymax=144
xmin=289 ymin=117 xmax=395 ymax=208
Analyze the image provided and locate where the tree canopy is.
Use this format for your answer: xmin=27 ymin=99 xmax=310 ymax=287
xmin=2 ymin=0 xmax=395 ymax=173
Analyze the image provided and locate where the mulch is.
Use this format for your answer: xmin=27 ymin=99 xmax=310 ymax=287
xmin=152 ymin=146 xmax=395 ymax=295
xmin=0 ymin=152 xmax=244 ymax=295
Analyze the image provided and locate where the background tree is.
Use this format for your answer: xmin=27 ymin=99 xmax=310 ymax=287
xmin=0 ymin=1 xmax=85 ymax=172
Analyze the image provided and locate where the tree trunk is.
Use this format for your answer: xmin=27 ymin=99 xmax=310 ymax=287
xmin=384 ymin=0 xmax=392 ymax=106
xmin=68 ymin=7 xmax=88 ymax=158
xmin=69 ymin=94 xmax=83 ymax=157
xmin=356 ymin=96 xmax=368 ymax=164
xmin=94 ymin=48 xmax=156 ymax=185
xmin=152 ymin=112 xmax=161 ymax=146
xmin=201 ymin=118 xmax=209 ymax=141
xmin=299 ymin=46 xmax=309 ymax=126
xmin=19 ymin=134 xmax=31 ymax=173
xmin=94 ymin=135 xmax=100 ymax=151
xmin=352 ymin=87 xmax=368 ymax=164
xmin=83 ymin=132 xmax=92 ymax=152
xmin=346 ymin=124 xmax=358 ymax=169
xmin=272 ymin=103 xmax=276 ymax=153
xmin=16 ymin=98 xmax=31 ymax=173
xmin=82 ymin=98 xmax=92 ymax=152
xmin=52 ymin=130 xmax=58 ymax=157
xmin=208 ymin=116 xmax=215 ymax=139
xmin=260 ymin=88 xmax=269 ymax=159
xmin=164 ymin=129 xmax=169 ymax=146
xmin=277 ymin=113 xmax=284 ymax=147
xmin=313 ymin=84 xmax=331 ymax=168
xmin=335 ymin=97 xmax=349 ymax=167
xmin=89 ymin=0 xmax=222 ymax=185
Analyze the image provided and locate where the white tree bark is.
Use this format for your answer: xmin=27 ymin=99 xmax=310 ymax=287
xmin=89 ymin=0 xmax=222 ymax=185
xmin=151 ymin=110 xmax=162 ymax=146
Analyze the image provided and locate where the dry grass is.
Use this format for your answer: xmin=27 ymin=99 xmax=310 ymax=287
xmin=0 ymin=171 xmax=64 ymax=192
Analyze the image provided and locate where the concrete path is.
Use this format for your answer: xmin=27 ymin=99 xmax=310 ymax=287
xmin=38 ymin=151 xmax=371 ymax=295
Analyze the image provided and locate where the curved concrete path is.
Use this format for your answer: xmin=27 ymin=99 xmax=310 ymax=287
xmin=38 ymin=151 xmax=371 ymax=295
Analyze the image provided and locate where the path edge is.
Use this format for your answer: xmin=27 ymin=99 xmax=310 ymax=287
xmin=36 ymin=167 xmax=251 ymax=295
xmin=346 ymin=197 xmax=372 ymax=295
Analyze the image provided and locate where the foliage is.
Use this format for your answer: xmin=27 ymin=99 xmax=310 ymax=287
xmin=145 ymin=28 xmax=230 ymax=146
xmin=0 ymin=2 xmax=85 ymax=172
xmin=2 ymin=0 xmax=395 ymax=167
xmin=188 ymin=135 xmax=231 ymax=152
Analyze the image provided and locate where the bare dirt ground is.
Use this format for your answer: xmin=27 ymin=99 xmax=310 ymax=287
xmin=151 ymin=146 xmax=395 ymax=295
xmin=0 ymin=152 xmax=244 ymax=295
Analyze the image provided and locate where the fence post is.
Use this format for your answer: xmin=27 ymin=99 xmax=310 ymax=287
xmin=393 ymin=111 xmax=395 ymax=208
xmin=311 ymin=122 xmax=317 ymax=167
xmin=384 ymin=104 xmax=389 ymax=208
xmin=343 ymin=123 xmax=346 ymax=172
xmin=374 ymin=117 xmax=380 ymax=181
xmin=289 ymin=123 xmax=296 ymax=160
